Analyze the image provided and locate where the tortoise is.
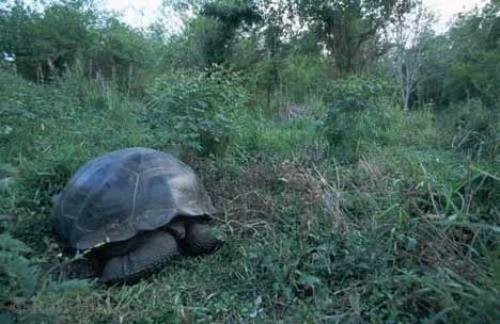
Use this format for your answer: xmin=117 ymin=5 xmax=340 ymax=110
xmin=53 ymin=147 xmax=221 ymax=284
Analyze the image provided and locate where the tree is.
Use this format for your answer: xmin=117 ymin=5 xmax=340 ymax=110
xmin=194 ymin=0 xmax=261 ymax=66
xmin=88 ymin=17 xmax=157 ymax=95
xmin=0 ymin=1 xmax=159 ymax=94
xmin=0 ymin=0 xmax=97 ymax=81
xmin=256 ymin=0 xmax=288 ymax=108
xmin=415 ymin=0 xmax=500 ymax=108
xmin=293 ymin=0 xmax=414 ymax=77
xmin=445 ymin=0 xmax=500 ymax=108
xmin=391 ymin=0 xmax=434 ymax=109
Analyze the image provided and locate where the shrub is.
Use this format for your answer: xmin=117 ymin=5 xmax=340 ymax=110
xmin=322 ymin=77 xmax=402 ymax=161
xmin=325 ymin=103 xmax=404 ymax=160
xmin=439 ymin=100 xmax=499 ymax=161
xmin=0 ymin=234 xmax=39 ymax=305
xmin=399 ymin=105 xmax=443 ymax=148
xmin=229 ymin=110 xmax=323 ymax=161
xmin=146 ymin=67 xmax=248 ymax=156
xmin=323 ymin=76 xmax=393 ymax=111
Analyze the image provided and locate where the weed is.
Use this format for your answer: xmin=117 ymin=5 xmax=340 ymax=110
xmin=0 ymin=69 xmax=498 ymax=322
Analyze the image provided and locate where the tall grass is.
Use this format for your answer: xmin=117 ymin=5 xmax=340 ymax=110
xmin=0 ymin=68 xmax=498 ymax=322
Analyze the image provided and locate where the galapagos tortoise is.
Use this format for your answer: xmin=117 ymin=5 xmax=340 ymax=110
xmin=53 ymin=147 xmax=221 ymax=284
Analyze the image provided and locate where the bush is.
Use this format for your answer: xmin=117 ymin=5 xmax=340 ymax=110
xmin=323 ymin=77 xmax=402 ymax=161
xmin=251 ymin=55 xmax=330 ymax=110
xmin=328 ymin=102 xmax=403 ymax=149
xmin=323 ymin=77 xmax=393 ymax=112
xmin=0 ymin=68 xmax=150 ymax=163
xmin=146 ymin=67 xmax=249 ymax=156
xmin=439 ymin=100 xmax=499 ymax=161
xmin=228 ymin=110 xmax=323 ymax=161
xmin=0 ymin=234 xmax=39 ymax=305
xmin=399 ymin=106 xmax=443 ymax=148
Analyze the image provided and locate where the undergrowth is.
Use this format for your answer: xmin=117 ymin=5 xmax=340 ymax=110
xmin=0 ymin=69 xmax=498 ymax=323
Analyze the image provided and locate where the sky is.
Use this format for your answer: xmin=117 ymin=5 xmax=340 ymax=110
xmin=101 ymin=0 xmax=489 ymax=32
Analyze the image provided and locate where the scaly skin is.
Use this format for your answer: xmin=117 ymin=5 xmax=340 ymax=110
xmin=99 ymin=231 xmax=180 ymax=285
xmin=65 ymin=221 xmax=221 ymax=285
xmin=182 ymin=222 xmax=222 ymax=256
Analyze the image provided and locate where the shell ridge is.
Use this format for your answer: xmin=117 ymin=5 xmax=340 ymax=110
xmin=54 ymin=148 xmax=216 ymax=250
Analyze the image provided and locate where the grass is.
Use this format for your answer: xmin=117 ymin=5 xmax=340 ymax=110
xmin=1 ymin=69 xmax=499 ymax=323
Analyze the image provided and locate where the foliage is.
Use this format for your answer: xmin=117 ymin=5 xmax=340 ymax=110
xmin=440 ymin=99 xmax=499 ymax=161
xmin=444 ymin=1 xmax=500 ymax=108
xmin=293 ymin=0 xmax=415 ymax=76
xmin=415 ymin=0 xmax=500 ymax=108
xmin=229 ymin=111 xmax=323 ymax=160
xmin=86 ymin=17 xmax=158 ymax=96
xmin=390 ymin=0 xmax=436 ymax=109
xmin=187 ymin=0 xmax=261 ymax=66
xmin=0 ymin=0 xmax=97 ymax=81
xmin=323 ymin=76 xmax=393 ymax=110
xmin=0 ymin=234 xmax=91 ymax=321
xmin=279 ymin=54 xmax=329 ymax=104
xmin=0 ymin=234 xmax=38 ymax=305
xmin=323 ymin=77 xmax=400 ymax=159
xmin=0 ymin=0 xmax=159 ymax=94
xmin=0 ymin=0 xmax=499 ymax=322
xmin=146 ymin=67 xmax=249 ymax=156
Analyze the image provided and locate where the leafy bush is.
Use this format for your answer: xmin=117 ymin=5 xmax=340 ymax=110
xmin=324 ymin=78 xmax=404 ymax=160
xmin=226 ymin=108 xmax=324 ymax=161
xmin=399 ymin=106 xmax=443 ymax=148
xmin=0 ymin=234 xmax=38 ymax=305
xmin=0 ymin=233 xmax=92 ymax=321
xmin=0 ymin=68 xmax=149 ymax=162
xmin=146 ymin=67 xmax=248 ymax=156
xmin=322 ymin=78 xmax=447 ymax=160
xmin=323 ymin=76 xmax=393 ymax=111
xmin=440 ymin=100 xmax=499 ymax=161
xmin=322 ymin=77 xmax=401 ymax=160
xmin=250 ymin=55 xmax=330 ymax=110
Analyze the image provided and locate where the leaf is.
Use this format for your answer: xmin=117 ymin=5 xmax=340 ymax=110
xmin=46 ymin=279 xmax=93 ymax=293
xmin=295 ymin=270 xmax=322 ymax=287
xmin=0 ymin=234 xmax=32 ymax=254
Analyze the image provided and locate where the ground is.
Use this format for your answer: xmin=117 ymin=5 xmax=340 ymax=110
xmin=0 ymin=70 xmax=498 ymax=323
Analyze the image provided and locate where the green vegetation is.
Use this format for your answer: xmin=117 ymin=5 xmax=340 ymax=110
xmin=1 ymin=0 xmax=498 ymax=322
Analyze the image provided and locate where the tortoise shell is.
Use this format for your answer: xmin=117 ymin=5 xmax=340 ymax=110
xmin=53 ymin=148 xmax=216 ymax=250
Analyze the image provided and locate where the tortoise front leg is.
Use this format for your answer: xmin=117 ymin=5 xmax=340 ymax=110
xmin=182 ymin=222 xmax=222 ymax=256
xmin=100 ymin=231 xmax=180 ymax=285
